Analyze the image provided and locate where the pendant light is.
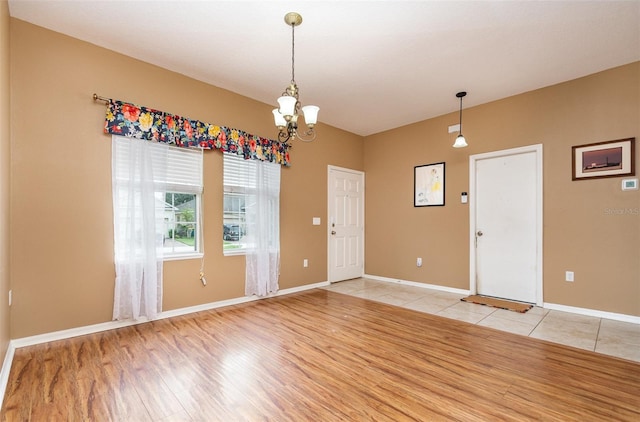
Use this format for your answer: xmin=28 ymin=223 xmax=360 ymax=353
xmin=453 ymin=91 xmax=468 ymax=148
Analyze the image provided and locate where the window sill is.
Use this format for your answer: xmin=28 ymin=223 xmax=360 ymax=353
xmin=163 ymin=253 xmax=204 ymax=262
xmin=223 ymin=249 xmax=246 ymax=257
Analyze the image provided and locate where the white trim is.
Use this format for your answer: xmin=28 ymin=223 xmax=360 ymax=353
xmin=277 ymin=280 xmax=330 ymax=294
xmin=11 ymin=281 xmax=329 ymax=349
xmin=363 ymin=274 xmax=470 ymax=296
xmin=223 ymin=248 xmax=246 ymax=257
xmin=469 ymin=144 xmax=543 ymax=306
xmin=0 ymin=342 xmax=16 ymax=409
xmin=163 ymin=252 xmax=204 ymax=262
xmin=544 ymin=302 xmax=640 ymax=324
xmin=12 ymin=318 xmax=148 ymax=349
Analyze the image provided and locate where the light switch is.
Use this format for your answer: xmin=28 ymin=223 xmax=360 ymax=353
xmin=312 ymin=217 xmax=321 ymax=225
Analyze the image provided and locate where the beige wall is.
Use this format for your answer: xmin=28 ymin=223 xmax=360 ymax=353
xmin=0 ymin=1 xmax=10 ymax=358
xmin=9 ymin=19 xmax=363 ymax=338
xmin=364 ymin=62 xmax=640 ymax=316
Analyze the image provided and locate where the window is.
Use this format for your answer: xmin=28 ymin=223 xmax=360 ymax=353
xmin=113 ymin=136 xmax=203 ymax=260
xmin=223 ymin=152 xmax=280 ymax=255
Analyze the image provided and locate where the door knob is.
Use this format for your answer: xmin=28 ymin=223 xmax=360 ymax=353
xmin=331 ymin=231 xmax=336 ymax=235
xmin=477 ymin=230 xmax=483 ymax=237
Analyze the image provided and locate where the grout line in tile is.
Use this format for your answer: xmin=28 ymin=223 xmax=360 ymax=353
xmin=529 ymin=311 xmax=548 ymax=334
xmin=593 ymin=319 xmax=603 ymax=352
xmin=476 ymin=313 xmax=492 ymax=325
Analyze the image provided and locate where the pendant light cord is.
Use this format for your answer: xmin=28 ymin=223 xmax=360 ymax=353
xmin=459 ymin=96 xmax=463 ymax=135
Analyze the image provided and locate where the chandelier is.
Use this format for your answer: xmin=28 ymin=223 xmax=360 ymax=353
xmin=272 ymin=12 xmax=319 ymax=144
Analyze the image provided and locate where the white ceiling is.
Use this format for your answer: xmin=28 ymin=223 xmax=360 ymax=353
xmin=8 ymin=1 xmax=640 ymax=136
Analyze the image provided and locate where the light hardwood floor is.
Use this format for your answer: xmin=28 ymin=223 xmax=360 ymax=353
xmin=2 ymin=289 xmax=639 ymax=421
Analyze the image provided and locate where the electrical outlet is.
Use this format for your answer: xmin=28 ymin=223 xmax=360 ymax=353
xmin=565 ymin=271 xmax=574 ymax=282
xmin=417 ymin=257 xmax=422 ymax=267
xmin=303 ymin=259 xmax=308 ymax=268
xmin=8 ymin=290 xmax=11 ymax=306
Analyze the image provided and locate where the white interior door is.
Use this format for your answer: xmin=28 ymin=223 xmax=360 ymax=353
xmin=470 ymin=145 xmax=542 ymax=305
xmin=328 ymin=166 xmax=364 ymax=282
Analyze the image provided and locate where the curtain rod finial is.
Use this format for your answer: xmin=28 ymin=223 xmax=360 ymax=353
xmin=93 ymin=93 xmax=110 ymax=104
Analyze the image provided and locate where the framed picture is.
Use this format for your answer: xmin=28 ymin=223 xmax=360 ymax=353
xmin=414 ymin=162 xmax=445 ymax=207
xmin=572 ymin=138 xmax=635 ymax=181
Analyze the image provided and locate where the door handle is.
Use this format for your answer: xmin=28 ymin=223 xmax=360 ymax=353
xmin=331 ymin=231 xmax=336 ymax=235
xmin=475 ymin=230 xmax=483 ymax=248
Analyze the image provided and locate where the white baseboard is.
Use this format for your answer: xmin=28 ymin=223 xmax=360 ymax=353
xmin=0 ymin=341 xmax=15 ymax=410
xmin=364 ymin=274 xmax=639 ymax=325
xmin=12 ymin=280 xmax=330 ymax=349
xmin=544 ymin=302 xmax=640 ymax=324
xmin=363 ymin=274 xmax=470 ymax=296
xmin=160 ymin=281 xmax=330 ymax=319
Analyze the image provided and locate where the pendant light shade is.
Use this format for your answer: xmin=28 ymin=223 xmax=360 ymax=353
xmin=301 ymin=105 xmax=319 ymax=126
xmin=453 ymin=91 xmax=468 ymax=148
xmin=453 ymin=134 xmax=468 ymax=148
xmin=272 ymin=108 xmax=287 ymax=128
xmin=277 ymin=95 xmax=297 ymax=119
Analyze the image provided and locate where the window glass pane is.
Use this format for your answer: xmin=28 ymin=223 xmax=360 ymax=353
xmin=223 ymin=192 xmax=247 ymax=252
xmin=163 ymin=192 xmax=199 ymax=255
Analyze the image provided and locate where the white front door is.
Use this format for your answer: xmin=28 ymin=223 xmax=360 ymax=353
xmin=470 ymin=145 xmax=543 ymax=305
xmin=328 ymin=166 xmax=364 ymax=282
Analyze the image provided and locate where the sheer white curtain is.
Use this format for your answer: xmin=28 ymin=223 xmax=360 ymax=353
xmin=112 ymin=136 xmax=167 ymax=320
xmin=245 ymin=160 xmax=281 ymax=296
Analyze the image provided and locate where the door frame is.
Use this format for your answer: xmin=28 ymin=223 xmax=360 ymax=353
xmin=468 ymin=144 xmax=543 ymax=306
xmin=327 ymin=165 xmax=365 ymax=283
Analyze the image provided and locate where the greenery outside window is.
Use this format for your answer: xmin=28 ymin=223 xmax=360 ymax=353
xmin=162 ymin=192 xmax=200 ymax=257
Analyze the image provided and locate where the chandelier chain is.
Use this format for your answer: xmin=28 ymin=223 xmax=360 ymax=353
xmin=290 ymin=23 xmax=296 ymax=84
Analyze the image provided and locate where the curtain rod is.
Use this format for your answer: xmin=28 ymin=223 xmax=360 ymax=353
xmin=92 ymin=93 xmax=111 ymax=104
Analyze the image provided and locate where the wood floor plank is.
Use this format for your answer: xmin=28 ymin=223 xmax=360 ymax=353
xmin=2 ymin=289 xmax=639 ymax=421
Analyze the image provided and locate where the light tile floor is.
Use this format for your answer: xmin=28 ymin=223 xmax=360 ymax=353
xmin=322 ymin=277 xmax=640 ymax=363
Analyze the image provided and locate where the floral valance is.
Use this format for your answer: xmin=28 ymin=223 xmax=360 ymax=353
xmin=103 ymin=99 xmax=290 ymax=166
